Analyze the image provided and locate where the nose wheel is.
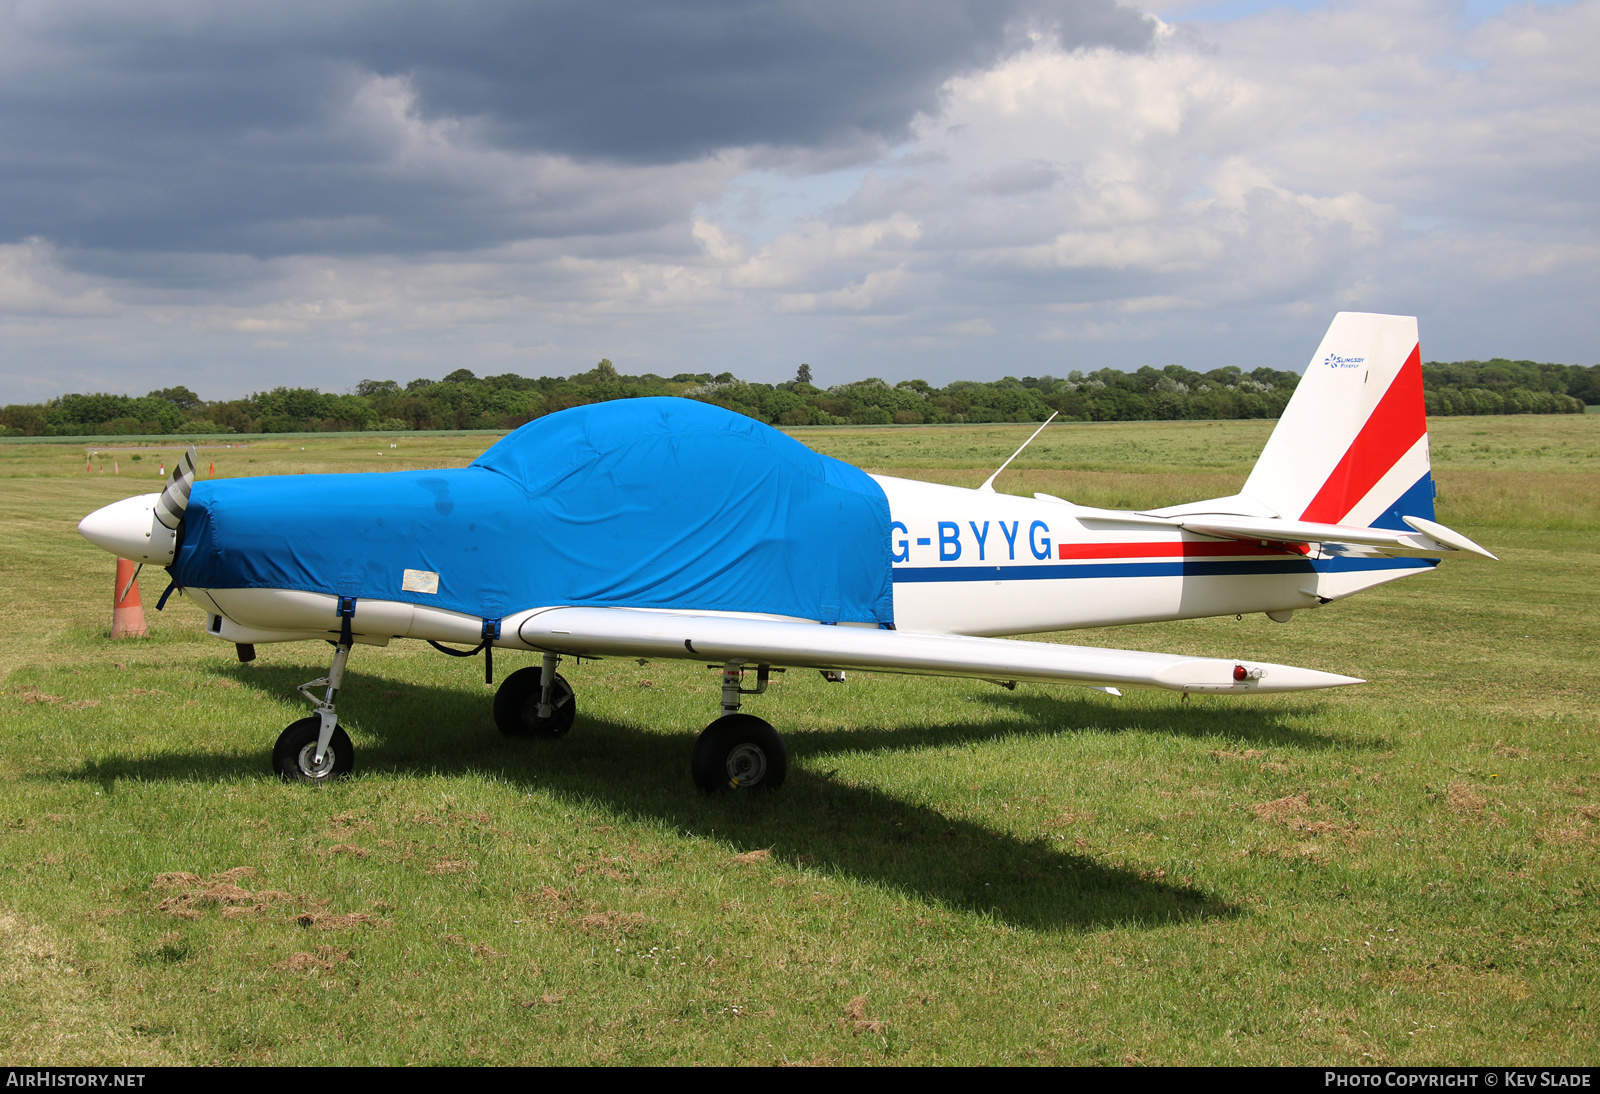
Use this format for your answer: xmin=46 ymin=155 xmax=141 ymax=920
xmin=274 ymin=717 xmax=354 ymax=783
xmin=275 ymin=639 xmax=357 ymax=783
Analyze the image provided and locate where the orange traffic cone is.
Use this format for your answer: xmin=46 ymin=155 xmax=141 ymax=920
xmin=111 ymin=558 xmax=149 ymax=639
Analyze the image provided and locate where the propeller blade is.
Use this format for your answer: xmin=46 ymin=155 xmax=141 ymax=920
xmin=154 ymin=446 xmax=198 ymax=531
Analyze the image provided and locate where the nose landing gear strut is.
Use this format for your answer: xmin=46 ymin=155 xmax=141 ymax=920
xmin=274 ymin=640 xmax=355 ymax=783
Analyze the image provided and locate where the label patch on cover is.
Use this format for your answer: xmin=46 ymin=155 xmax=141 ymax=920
xmin=402 ymin=569 xmax=440 ymax=594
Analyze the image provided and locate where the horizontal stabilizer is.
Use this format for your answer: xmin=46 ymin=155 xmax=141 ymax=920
xmin=1158 ymin=513 xmax=1497 ymax=560
xmin=513 ymin=607 xmax=1363 ymax=694
xmin=1401 ymin=515 xmax=1499 ymax=560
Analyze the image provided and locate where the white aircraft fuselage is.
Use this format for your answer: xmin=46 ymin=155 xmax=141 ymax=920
xmin=872 ymin=475 xmax=1427 ymax=636
xmin=158 ymin=471 xmax=1429 ymax=653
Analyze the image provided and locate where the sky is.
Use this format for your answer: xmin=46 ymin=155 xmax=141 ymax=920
xmin=0 ymin=0 xmax=1594 ymax=402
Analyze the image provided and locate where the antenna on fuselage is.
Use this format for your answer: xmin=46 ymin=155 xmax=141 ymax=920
xmin=977 ymin=412 xmax=1058 ymax=493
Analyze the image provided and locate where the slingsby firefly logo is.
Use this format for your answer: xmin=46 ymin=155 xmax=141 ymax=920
xmin=1324 ymin=354 xmax=1365 ymax=369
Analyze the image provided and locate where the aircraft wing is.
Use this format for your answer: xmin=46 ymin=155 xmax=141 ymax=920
xmin=514 ymin=607 xmax=1362 ymax=694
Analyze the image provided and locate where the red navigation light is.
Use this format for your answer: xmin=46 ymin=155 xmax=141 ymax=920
xmin=1233 ymin=664 xmax=1249 ymax=681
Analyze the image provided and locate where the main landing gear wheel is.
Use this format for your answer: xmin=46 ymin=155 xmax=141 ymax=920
xmin=273 ymin=717 xmax=354 ymax=784
xmin=691 ymin=714 xmax=787 ymax=794
xmin=493 ymin=666 xmax=576 ymax=738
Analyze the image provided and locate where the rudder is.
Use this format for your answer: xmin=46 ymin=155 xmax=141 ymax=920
xmin=1241 ymin=313 xmax=1434 ymax=531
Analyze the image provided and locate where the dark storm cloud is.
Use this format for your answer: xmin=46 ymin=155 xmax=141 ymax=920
xmin=0 ymin=0 xmax=1153 ymax=257
xmin=357 ymin=0 xmax=1153 ymax=160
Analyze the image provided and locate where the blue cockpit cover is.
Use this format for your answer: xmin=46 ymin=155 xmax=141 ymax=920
xmin=170 ymin=398 xmax=895 ymax=625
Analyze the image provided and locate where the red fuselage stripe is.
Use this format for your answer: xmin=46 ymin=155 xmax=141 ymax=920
xmin=1299 ymin=343 xmax=1426 ymax=524
xmin=1057 ymin=540 xmax=1303 ymax=560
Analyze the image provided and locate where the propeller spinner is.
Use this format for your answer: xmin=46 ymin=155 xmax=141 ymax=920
xmin=78 ymin=446 xmax=199 ymax=565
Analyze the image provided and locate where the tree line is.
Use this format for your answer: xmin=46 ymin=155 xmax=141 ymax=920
xmin=2 ymin=357 xmax=1593 ymax=437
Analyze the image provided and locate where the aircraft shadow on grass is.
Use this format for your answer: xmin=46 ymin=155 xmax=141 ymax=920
xmin=798 ymin=686 xmax=1384 ymax=756
xmin=965 ymin=689 xmax=1391 ymax=752
xmin=47 ymin=661 xmax=1405 ymax=933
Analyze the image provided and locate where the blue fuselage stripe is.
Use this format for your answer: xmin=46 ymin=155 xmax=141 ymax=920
xmin=890 ymin=557 xmax=1435 ymax=583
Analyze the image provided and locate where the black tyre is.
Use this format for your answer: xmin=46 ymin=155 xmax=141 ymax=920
xmin=273 ymin=716 xmax=354 ymax=784
xmin=493 ymin=666 xmax=576 ymax=738
xmin=690 ymin=714 xmax=787 ymax=794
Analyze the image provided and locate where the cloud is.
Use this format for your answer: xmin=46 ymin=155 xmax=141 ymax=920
xmin=784 ymin=0 xmax=1600 ymax=365
xmin=0 ymin=239 xmax=121 ymax=316
xmin=370 ymin=0 xmax=1154 ymax=160
xmin=0 ymin=0 xmax=1153 ymax=257
xmin=1 ymin=0 xmax=1597 ymax=400
xmin=728 ymin=214 xmax=922 ymax=290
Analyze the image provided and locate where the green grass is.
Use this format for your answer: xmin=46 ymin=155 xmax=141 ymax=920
xmin=1 ymin=419 xmax=1596 ymax=1064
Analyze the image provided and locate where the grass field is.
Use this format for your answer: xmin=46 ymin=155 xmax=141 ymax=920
xmin=1 ymin=416 xmax=1596 ymax=1065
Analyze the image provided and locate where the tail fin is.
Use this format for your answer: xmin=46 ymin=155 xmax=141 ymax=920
xmin=1240 ymin=312 xmax=1434 ymax=530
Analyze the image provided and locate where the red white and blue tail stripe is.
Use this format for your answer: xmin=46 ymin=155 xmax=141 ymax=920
xmin=1242 ymin=313 xmax=1433 ymax=529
